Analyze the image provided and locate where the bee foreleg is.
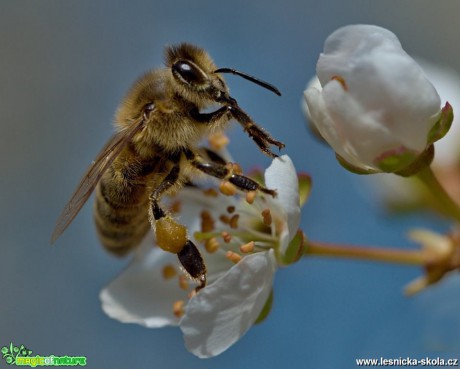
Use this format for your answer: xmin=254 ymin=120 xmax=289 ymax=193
xmin=190 ymin=106 xmax=230 ymax=124
xmin=148 ymin=165 xmax=207 ymax=291
xmin=228 ymin=105 xmax=285 ymax=158
xmin=185 ymin=150 xmax=277 ymax=197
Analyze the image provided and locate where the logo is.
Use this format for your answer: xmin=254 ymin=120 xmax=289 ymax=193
xmin=1 ymin=343 xmax=87 ymax=367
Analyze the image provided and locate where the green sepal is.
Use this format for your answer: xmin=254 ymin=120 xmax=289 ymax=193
xmin=336 ymin=154 xmax=379 ymax=175
xmin=375 ymin=147 xmax=419 ymax=173
xmin=394 ymin=144 xmax=434 ymax=177
xmin=427 ymin=102 xmax=454 ymax=145
xmin=282 ymin=230 xmax=304 ymax=265
xmin=298 ymin=173 xmax=312 ymax=207
xmin=254 ymin=289 xmax=274 ymax=325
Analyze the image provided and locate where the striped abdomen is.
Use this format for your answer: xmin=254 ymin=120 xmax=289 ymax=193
xmin=93 ymin=166 xmax=151 ymax=256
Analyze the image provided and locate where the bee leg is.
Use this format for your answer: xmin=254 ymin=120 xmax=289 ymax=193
xmin=192 ymin=104 xmax=285 ymax=158
xmin=227 ymin=105 xmax=285 ymax=158
xmin=149 ymin=165 xmax=180 ymax=221
xmin=177 ymin=240 xmax=207 ymax=292
xmin=149 ymin=165 xmax=207 ymax=291
xmin=190 ymin=106 xmax=229 ymax=124
xmin=199 ymin=147 xmax=227 ymax=166
xmin=185 ymin=150 xmax=277 ymax=197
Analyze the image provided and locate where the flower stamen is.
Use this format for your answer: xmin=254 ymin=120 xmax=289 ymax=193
xmin=162 ymin=264 xmax=177 ymax=279
xmin=240 ymin=241 xmax=255 ymax=253
xmin=200 ymin=210 xmax=215 ymax=232
xmin=188 ymin=289 xmax=197 ymax=299
xmin=179 ymin=275 xmax=189 ymax=290
xmin=220 ymin=181 xmax=237 ymax=196
xmin=172 ymin=300 xmax=185 ymax=318
xmin=170 ymin=200 xmax=181 ymax=214
xmin=208 ymin=131 xmax=229 ymax=150
xmin=203 ymin=188 xmax=218 ymax=197
xmin=246 ymin=191 xmax=257 ymax=204
xmin=205 ymin=237 xmax=220 ymax=253
xmin=226 ymin=250 xmax=242 ymax=264
xmin=261 ymin=208 xmax=272 ymax=226
xmin=219 ymin=214 xmax=231 ymax=224
xmin=222 ymin=231 xmax=232 ymax=243
xmin=229 ymin=214 xmax=240 ymax=229
xmin=231 ymin=163 xmax=243 ymax=175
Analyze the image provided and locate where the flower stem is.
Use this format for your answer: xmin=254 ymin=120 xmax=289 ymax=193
xmin=415 ymin=165 xmax=460 ymax=221
xmin=304 ymin=239 xmax=424 ymax=266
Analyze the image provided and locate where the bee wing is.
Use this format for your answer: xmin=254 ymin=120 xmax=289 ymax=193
xmin=50 ymin=117 xmax=146 ymax=244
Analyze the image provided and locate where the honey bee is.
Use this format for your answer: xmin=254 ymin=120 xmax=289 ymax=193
xmin=51 ymin=43 xmax=284 ymax=291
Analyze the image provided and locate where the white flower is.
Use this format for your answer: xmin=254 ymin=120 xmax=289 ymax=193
xmin=100 ymin=155 xmax=303 ymax=358
xmin=365 ymin=60 xmax=460 ymax=212
xmin=303 ymin=24 xmax=442 ymax=172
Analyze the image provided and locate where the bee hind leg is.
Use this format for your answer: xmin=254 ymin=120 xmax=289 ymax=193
xmin=149 ymin=164 xmax=207 ymax=291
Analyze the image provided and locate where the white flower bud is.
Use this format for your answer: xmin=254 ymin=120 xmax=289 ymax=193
xmin=304 ymin=24 xmax=442 ymax=172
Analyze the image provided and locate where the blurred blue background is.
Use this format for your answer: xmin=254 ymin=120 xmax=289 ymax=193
xmin=1 ymin=1 xmax=459 ymax=368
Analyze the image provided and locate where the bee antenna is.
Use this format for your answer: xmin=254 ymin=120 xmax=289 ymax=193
xmin=214 ymin=68 xmax=281 ymax=96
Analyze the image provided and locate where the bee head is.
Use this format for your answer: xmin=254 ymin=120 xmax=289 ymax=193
xmin=165 ymin=43 xmax=230 ymax=107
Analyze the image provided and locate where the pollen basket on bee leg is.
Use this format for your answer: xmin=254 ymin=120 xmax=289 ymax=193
xmin=155 ymin=216 xmax=187 ymax=253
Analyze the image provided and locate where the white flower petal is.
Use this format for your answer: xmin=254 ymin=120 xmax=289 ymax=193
xmin=100 ymin=235 xmax=184 ymax=328
xmin=180 ymin=250 xmax=276 ymax=358
xmin=306 ymin=24 xmax=442 ymax=171
xmin=264 ymin=155 xmax=301 ymax=244
xmin=304 ymin=86 xmax=352 ymax=160
xmin=301 ymin=76 xmax=322 ymax=123
xmin=363 ymin=59 xmax=460 ymax=216
xmin=317 ymin=24 xmax=402 ymax=86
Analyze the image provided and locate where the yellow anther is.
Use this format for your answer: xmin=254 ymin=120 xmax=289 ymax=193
xmin=226 ymin=251 xmax=242 ymax=264
xmin=203 ymin=188 xmax=219 ymax=197
xmin=188 ymin=289 xmax=197 ymax=299
xmin=246 ymin=191 xmax=256 ymax=204
xmin=222 ymin=231 xmax=232 ymax=243
xmin=232 ymin=163 xmax=243 ymax=175
xmin=208 ymin=131 xmax=229 ymax=150
xmin=179 ymin=275 xmax=189 ymax=290
xmin=219 ymin=181 xmax=237 ymax=196
xmin=219 ymin=214 xmax=231 ymax=224
xmin=229 ymin=214 xmax=240 ymax=229
xmin=240 ymin=241 xmax=255 ymax=253
xmin=205 ymin=237 xmax=220 ymax=253
xmin=162 ymin=264 xmax=177 ymax=279
xmin=170 ymin=200 xmax=181 ymax=214
xmin=261 ymin=208 xmax=272 ymax=226
xmin=200 ymin=210 xmax=215 ymax=232
xmin=173 ymin=300 xmax=185 ymax=318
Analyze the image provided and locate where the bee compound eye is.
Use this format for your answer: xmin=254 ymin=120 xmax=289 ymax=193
xmin=172 ymin=60 xmax=204 ymax=85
